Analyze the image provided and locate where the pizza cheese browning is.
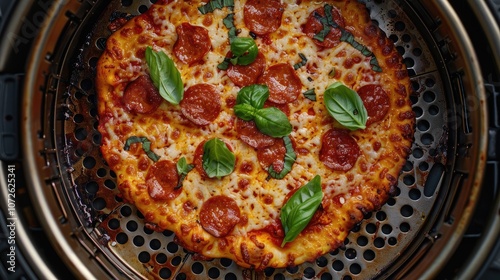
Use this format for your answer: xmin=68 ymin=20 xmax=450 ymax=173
xmin=96 ymin=0 xmax=415 ymax=269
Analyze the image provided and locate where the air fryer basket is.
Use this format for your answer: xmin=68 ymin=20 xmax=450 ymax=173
xmin=22 ymin=0 xmax=488 ymax=279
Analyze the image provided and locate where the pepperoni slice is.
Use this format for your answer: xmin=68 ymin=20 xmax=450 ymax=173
xmin=122 ymin=75 xmax=163 ymax=114
xmin=357 ymin=84 xmax=390 ymax=125
xmin=257 ymin=138 xmax=286 ymax=173
xmin=199 ymin=195 xmax=241 ymax=237
xmin=320 ymin=129 xmax=360 ymax=171
xmin=226 ymin=51 xmax=266 ymax=87
xmin=236 ymin=118 xmax=276 ymax=149
xmin=146 ymin=160 xmax=181 ymax=201
xmin=302 ymin=6 xmax=345 ymax=48
xmin=243 ymin=0 xmax=284 ymax=35
xmin=173 ymin=22 xmax=211 ymax=65
xmin=180 ymin=84 xmax=221 ymax=126
xmin=258 ymin=63 xmax=302 ymax=104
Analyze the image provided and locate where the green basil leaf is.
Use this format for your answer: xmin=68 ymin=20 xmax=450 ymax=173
xmin=303 ymin=89 xmax=316 ymax=101
xmin=230 ymin=37 xmax=258 ymax=66
xmin=175 ymin=157 xmax=195 ymax=189
xmin=234 ymin=103 xmax=257 ymax=121
xmin=202 ymin=138 xmax=236 ymax=179
xmin=198 ymin=0 xmax=234 ymax=14
xmin=323 ymin=82 xmax=367 ymax=130
xmin=124 ymin=136 xmax=160 ymax=162
xmin=254 ymin=107 xmax=292 ymax=138
xmin=236 ymin=84 xmax=269 ymax=109
xmin=267 ymin=136 xmax=296 ymax=179
xmin=223 ymin=13 xmax=237 ymax=43
xmin=280 ymin=175 xmax=323 ymax=246
xmin=293 ymin=53 xmax=308 ymax=70
xmin=145 ymin=46 xmax=184 ymax=105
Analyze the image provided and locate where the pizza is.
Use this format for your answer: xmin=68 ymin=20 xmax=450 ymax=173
xmin=96 ymin=0 xmax=415 ymax=269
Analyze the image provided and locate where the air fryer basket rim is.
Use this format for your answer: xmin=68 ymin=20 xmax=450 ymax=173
xmin=20 ymin=0 xmax=490 ymax=279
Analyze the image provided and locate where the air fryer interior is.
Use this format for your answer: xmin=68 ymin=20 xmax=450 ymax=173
xmin=21 ymin=0 xmax=488 ymax=279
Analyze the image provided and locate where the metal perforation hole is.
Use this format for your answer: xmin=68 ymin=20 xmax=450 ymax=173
xmin=374 ymin=237 xmax=385 ymax=248
xmin=366 ymin=223 xmax=377 ymax=234
xmin=382 ymin=224 xmax=393 ymax=235
xmin=412 ymin=147 xmax=424 ymax=159
xmin=401 ymin=205 xmax=414 ymax=217
xmin=96 ymin=38 xmax=107 ymax=50
xmin=394 ymin=21 xmax=405 ymax=31
xmin=220 ymin=258 xmax=233 ymax=267
xmin=343 ymin=276 xmax=352 ymax=280
xmin=75 ymin=127 xmax=87 ymax=140
xmin=316 ymin=256 xmax=328 ymax=267
xmin=93 ymin=133 xmax=102 ymax=145
xmin=286 ymin=266 xmax=299 ymax=274
xmin=86 ymin=181 xmax=98 ymax=194
xmin=403 ymin=174 xmax=415 ymax=186
xmin=409 ymin=188 xmax=421 ymax=200
xmin=264 ymin=267 xmax=274 ymax=276
xmin=400 ymin=222 xmax=411 ymax=232
xmin=136 ymin=210 xmax=144 ymax=219
xmin=115 ymin=195 xmax=123 ymax=203
xmin=192 ymin=262 xmax=204 ymax=274
xmin=389 ymin=34 xmax=398 ymax=43
xmin=429 ymin=105 xmax=439 ymax=115
xmin=388 ymin=9 xmax=397 ymax=18
xmin=419 ymin=161 xmax=429 ymax=171
xmin=304 ymin=267 xmax=316 ymax=278
xmin=225 ymin=272 xmax=237 ymax=280
xmin=74 ymin=91 xmax=84 ymax=99
xmin=403 ymin=57 xmax=414 ymax=68
xmin=411 ymin=81 xmax=420 ymax=91
xmin=120 ymin=205 xmax=132 ymax=217
xmin=388 ymin=237 xmax=397 ymax=246
xmin=133 ymin=235 xmax=145 ymax=246
xmin=392 ymin=186 xmax=401 ymax=197
xmin=386 ymin=197 xmax=396 ymax=206
xmin=163 ymin=230 xmax=174 ymax=237
xmin=402 ymin=33 xmax=411 ymax=43
xmin=139 ymin=5 xmax=149 ymax=13
xmin=138 ymin=251 xmax=151 ymax=263
xmin=90 ymin=108 xmax=98 ymax=118
xmin=89 ymin=57 xmax=98 ymax=69
xmin=96 ymin=168 xmax=107 ymax=177
xmin=402 ymin=160 xmax=413 ymax=172
xmin=345 ymin=248 xmax=357 ymax=259
xmin=208 ymin=267 xmax=220 ymax=279
xmin=126 ymin=220 xmax=138 ymax=232
xmin=92 ymin=197 xmax=106 ymax=210
xmin=144 ymin=226 xmax=154 ymax=234
xmin=376 ymin=211 xmax=387 ymax=221
xmin=166 ymin=242 xmax=178 ymax=253
xmin=74 ymin=114 xmax=84 ymax=123
xmin=121 ymin=0 xmax=133 ymax=7
xmin=83 ymin=156 xmax=96 ymax=169
xmin=108 ymin=218 xmax=120 ymax=230
xmin=159 ymin=268 xmax=172 ymax=279
xmin=357 ymin=236 xmax=368 ymax=246
xmin=409 ymin=94 xmax=418 ymax=105
xmin=349 ymin=263 xmax=362 ymax=275
xmin=363 ymin=249 xmax=375 ymax=261
xmin=104 ymin=179 xmax=116 ymax=189
xmin=332 ymin=260 xmax=344 ymax=271
xmin=321 ymin=272 xmax=333 ymax=280
xmin=425 ymin=78 xmax=435 ymax=87
xmin=156 ymin=253 xmax=167 ymax=264
xmin=274 ymin=274 xmax=286 ymax=280
xmin=150 ymin=239 xmax=161 ymax=250
xmin=351 ymin=223 xmax=361 ymax=232
xmin=417 ymin=120 xmax=430 ymax=132
xmin=330 ymin=249 xmax=339 ymax=256
xmin=116 ymin=232 xmax=128 ymax=244
xmin=396 ymin=46 xmax=405 ymax=56
xmin=420 ymin=132 xmax=434 ymax=145
xmin=171 ymin=256 xmax=182 ymax=266
xmin=176 ymin=273 xmax=187 ymax=280
xmin=80 ymin=78 xmax=93 ymax=91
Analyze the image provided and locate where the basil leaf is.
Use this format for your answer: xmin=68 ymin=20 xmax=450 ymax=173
xmin=236 ymin=84 xmax=269 ymax=109
xmin=124 ymin=136 xmax=160 ymax=162
xmin=175 ymin=157 xmax=194 ymax=190
xmin=202 ymin=138 xmax=236 ymax=179
xmin=217 ymin=58 xmax=231 ymax=70
xmin=223 ymin=13 xmax=237 ymax=43
xmin=280 ymin=175 xmax=323 ymax=246
xmin=267 ymin=136 xmax=296 ymax=179
xmin=198 ymin=0 xmax=234 ymax=14
xmin=323 ymin=82 xmax=367 ymax=130
xmin=145 ymin=47 xmax=184 ymax=105
xmin=230 ymin=37 xmax=258 ymax=66
xmin=233 ymin=103 xmax=257 ymax=121
xmin=303 ymin=89 xmax=316 ymax=101
xmin=254 ymin=107 xmax=292 ymax=138
xmin=293 ymin=53 xmax=307 ymax=70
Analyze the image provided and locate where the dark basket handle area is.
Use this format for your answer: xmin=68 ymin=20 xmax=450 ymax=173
xmin=0 ymin=74 xmax=21 ymax=161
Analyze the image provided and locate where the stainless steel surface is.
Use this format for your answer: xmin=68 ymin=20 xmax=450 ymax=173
xmin=19 ymin=0 xmax=490 ymax=279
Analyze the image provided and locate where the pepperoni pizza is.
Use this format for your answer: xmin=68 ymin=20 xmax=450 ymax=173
xmin=96 ymin=0 xmax=415 ymax=269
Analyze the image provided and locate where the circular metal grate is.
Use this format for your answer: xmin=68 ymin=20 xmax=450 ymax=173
xmin=56 ymin=0 xmax=453 ymax=278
